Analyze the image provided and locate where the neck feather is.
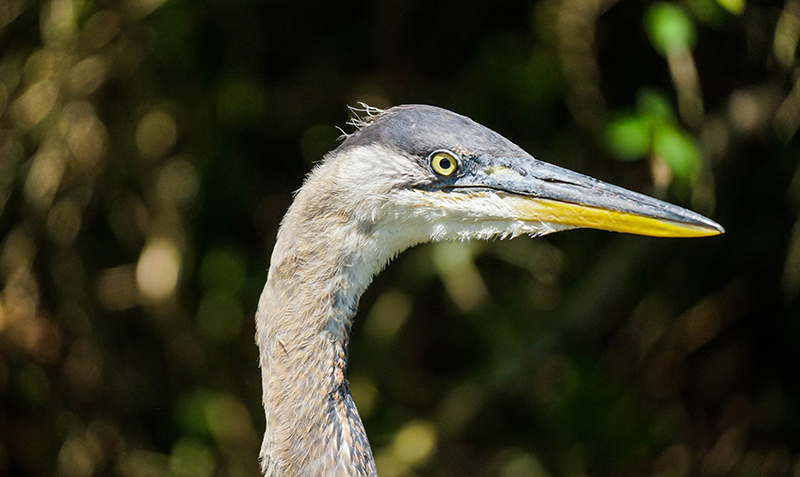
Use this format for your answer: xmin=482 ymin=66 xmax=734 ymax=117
xmin=255 ymin=173 xmax=395 ymax=476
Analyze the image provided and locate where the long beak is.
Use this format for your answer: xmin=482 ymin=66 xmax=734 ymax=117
xmin=457 ymin=157 xmax=724 ymax=238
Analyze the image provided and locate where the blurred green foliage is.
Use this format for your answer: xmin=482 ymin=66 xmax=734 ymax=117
xmin=606 ymin=90 xmax=701 ymax=182
xmin=645 ymin=3 xmax=698 ymax=56
xmin=1 ymin=0 xmax=799 ymax=476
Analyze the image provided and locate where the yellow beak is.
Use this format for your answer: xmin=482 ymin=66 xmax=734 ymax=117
xmin=503 ymin=196 xmax=723 ymax=238
xmin=452 ymin=155 xmax=723 ymax=238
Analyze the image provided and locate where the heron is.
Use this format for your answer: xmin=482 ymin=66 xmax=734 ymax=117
xmin=255 ymin=104 xmax=723 ymax=476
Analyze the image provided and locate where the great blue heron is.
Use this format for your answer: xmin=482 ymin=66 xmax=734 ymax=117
xmin=255 ymin=104 xmax=723 ymax=476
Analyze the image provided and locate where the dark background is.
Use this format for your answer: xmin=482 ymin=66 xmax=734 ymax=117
xmin=1 ymin=0 xmax=799 ymax=475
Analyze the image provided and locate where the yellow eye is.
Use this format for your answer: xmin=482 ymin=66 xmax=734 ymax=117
xmin=430 ymin=151 xmax=458 ymax=176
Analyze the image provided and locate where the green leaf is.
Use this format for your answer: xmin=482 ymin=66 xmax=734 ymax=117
xmin=715 ymin=0 xmax=745 ymax=15
xmin=606 ymin=114 xmax=651 ymax=160
xmin=645 ymin=3 xmax=698 ymax=55
xmin=652 ymin=125 xmax=701 ymax=180
xmin=685 ymin=0 xmax=729 ymax=25
xmin=636 ymin=89 xmax=675 ymax=122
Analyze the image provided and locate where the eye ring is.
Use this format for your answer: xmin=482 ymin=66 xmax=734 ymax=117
xmin=430 ymin=150 xmax=459 ymax=176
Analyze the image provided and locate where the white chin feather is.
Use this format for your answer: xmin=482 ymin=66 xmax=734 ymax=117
xmin=380 ymin=188 xmax=575 ymax=246
xmin=428 ymin=220 xmax=572 ymax=243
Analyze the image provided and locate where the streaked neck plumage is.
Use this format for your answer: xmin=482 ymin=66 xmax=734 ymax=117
xmin=255 ymin=147 xmax=408 ymax=477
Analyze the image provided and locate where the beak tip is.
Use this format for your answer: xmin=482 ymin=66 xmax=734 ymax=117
xmin=702 ymin=218 xmax=725 ymax=236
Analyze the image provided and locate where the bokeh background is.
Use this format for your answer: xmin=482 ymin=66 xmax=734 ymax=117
xmin=1 ymin=0 xmax=799 ymax=475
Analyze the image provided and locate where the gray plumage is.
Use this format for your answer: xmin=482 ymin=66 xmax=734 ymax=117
xmin=255 ymin=105 xmax=722 ymax=476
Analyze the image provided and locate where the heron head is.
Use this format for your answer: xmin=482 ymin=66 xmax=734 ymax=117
xmin=313 ymin=105 xmax=723 ymax=249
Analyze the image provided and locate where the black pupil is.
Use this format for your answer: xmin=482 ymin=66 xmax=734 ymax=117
xmin=439 ymin=157 xmax=451 ymax=170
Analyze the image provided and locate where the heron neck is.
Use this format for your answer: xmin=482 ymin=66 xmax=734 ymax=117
xmin=255 ymin=189 xmax=389 ymax=476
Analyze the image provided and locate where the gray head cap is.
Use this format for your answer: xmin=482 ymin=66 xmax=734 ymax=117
xmin=339 ymin=105 xmax=528 ymax=159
